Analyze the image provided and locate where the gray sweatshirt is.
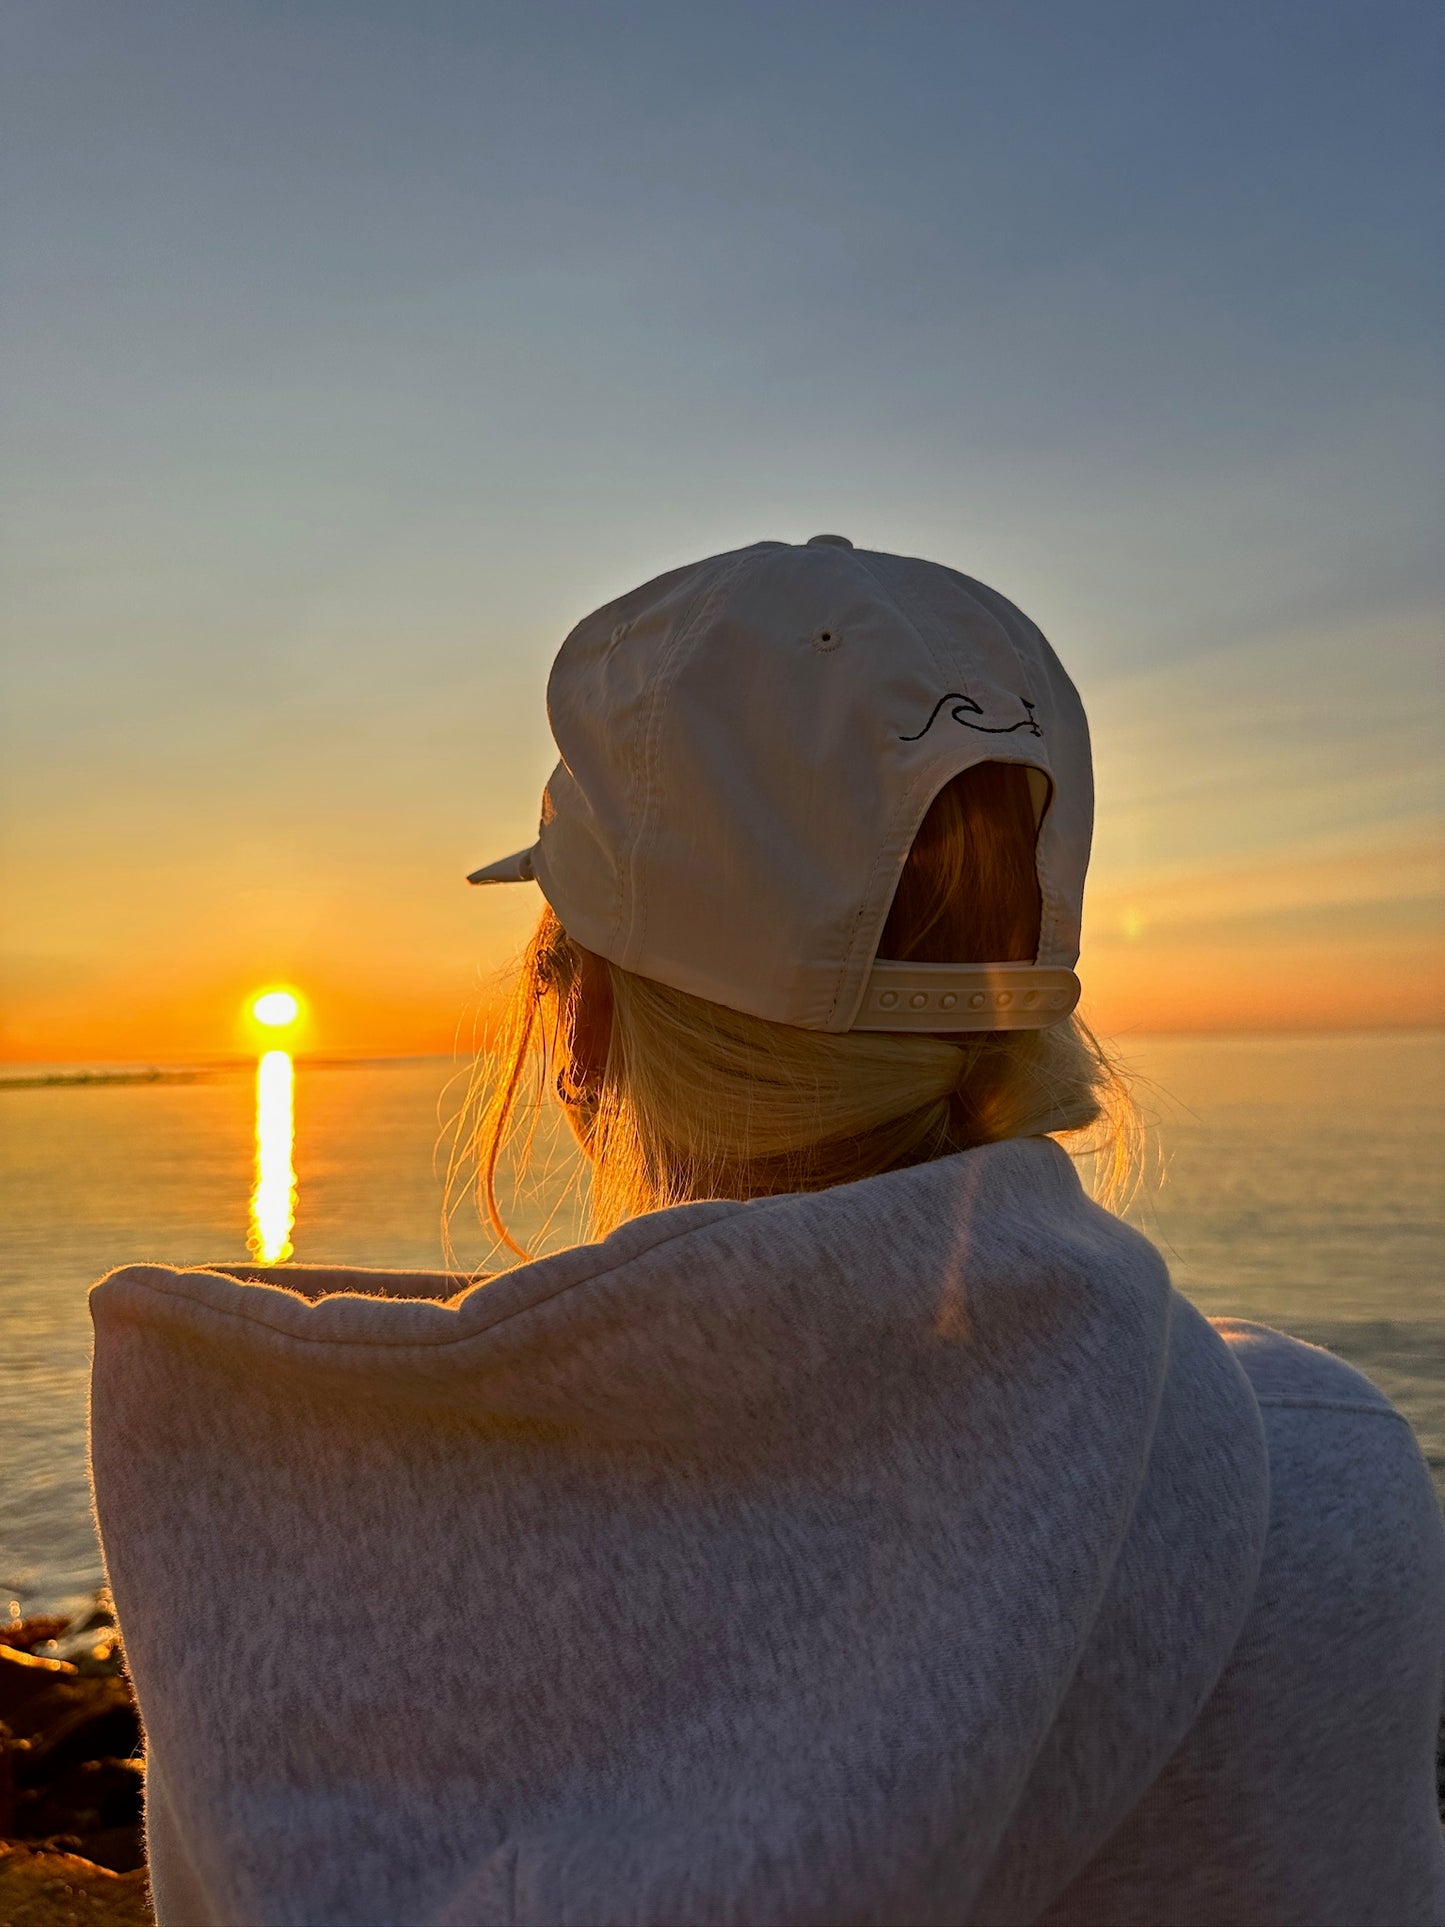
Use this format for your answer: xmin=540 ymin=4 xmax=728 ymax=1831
xmin=87 ymin=1137 xmax=1445 ymax=1926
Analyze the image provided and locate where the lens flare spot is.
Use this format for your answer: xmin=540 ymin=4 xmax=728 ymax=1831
xmin=249 ymin=1048 xmax=296 ymax=1264
xmin=252 ymin=989 xmax=300 ymax=1028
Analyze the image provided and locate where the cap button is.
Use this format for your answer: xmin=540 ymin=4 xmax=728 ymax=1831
xmin=805 ymin=533 xmax=853 ymax=548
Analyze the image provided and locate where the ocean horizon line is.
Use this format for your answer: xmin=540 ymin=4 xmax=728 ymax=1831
xmin=3 ymin=1025 xmax=1444 ymax=1090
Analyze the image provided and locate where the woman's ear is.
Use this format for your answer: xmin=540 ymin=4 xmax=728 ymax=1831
xmin=564 ymin=944 xmax=613 ymax=1091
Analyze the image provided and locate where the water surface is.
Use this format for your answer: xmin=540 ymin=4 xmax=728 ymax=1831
xmin=3 ymin=1033 xmax=1441 ymax=1616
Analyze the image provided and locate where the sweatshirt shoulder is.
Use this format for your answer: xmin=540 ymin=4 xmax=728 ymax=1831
xmin=1211 ymin=1318 xmax=1402 ymax=1418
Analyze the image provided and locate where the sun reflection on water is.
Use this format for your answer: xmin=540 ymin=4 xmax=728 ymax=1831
xmin=249 ymin=1048 xmax=296 ymax=1263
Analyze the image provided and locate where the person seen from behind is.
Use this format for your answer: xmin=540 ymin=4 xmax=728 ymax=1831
xmin=90 ymin=536 xmax=1445 ymax=1925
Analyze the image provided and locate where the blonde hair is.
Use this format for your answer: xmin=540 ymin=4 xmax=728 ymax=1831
xmin=468 ymin=763 xmax=1135 ymax=1256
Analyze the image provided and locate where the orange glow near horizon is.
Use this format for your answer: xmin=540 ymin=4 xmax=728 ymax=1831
xmin=248 ymin=1048 xmax=296 ymax=1264
xmin=0 ymin=783 xmax=1441 ymax=1065
xmin=0 ymin=923 xmax=1441 ymax=1067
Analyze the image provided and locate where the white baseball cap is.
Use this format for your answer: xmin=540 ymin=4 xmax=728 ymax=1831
xmin=470 ymin=536 xmax=1092 ymax=1034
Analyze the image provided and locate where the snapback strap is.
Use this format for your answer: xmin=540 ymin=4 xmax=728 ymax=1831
xmin=853 ymin=961 xmax=1081 ymax=1033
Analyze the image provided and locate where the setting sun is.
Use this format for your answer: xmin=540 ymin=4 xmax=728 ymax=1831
xmin=251 ymin=989 xmax=301 ymax=1029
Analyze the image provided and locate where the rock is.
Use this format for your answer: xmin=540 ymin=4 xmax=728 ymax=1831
xmin=0 ymin=1841 xmax=153 ymax=1926
xmin=45 ymin=1631 xmax=123 ymax=1679
xmin=62 ymin=1597 xmax=116 ymax=1640
xmin=0 ymin=1720 xmax=16 ymax=1836
xmin=0 ymin=1595 xmax=148 ymax=1908
xmin=13 ymin=1680 xmax=140 ymax=1787
xmin=2 ymin=1660 xmax=140 ymax=1790
xmin=63 ymin=1828 xmax=144 ymax=1878
xmin=17 ymin=1758 xmax=145 ymax=1848
xmin=0 ymin=1649 xmax=80 ymax=1729
xmin=2 ymin=1595 xmax=120 ymax=1672
xmin=0 ymin=1620 xmax=69 ymax=1655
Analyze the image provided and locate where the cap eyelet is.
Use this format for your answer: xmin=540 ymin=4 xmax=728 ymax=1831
xmin=811 ymin=627 xmax=841 ymax=652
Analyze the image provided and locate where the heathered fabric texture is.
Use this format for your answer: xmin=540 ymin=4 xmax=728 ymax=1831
xmin=87 ymin=1138 xmax=1445 ymax=1926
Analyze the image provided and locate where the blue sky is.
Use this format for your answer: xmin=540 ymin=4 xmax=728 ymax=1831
xmin=4 ymin=0 xmax=1442 ymax=1053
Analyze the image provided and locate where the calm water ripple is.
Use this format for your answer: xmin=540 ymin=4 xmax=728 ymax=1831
xmin=3 ymin=1035 xmax=1442 ymax=1615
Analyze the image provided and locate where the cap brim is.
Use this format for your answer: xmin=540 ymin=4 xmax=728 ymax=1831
xmin=466 ymin=846 xmax=538 ymax=885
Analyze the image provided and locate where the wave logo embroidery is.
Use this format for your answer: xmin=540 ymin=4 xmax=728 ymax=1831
xmin=900 ymin=694 xmax=1041 ymax=742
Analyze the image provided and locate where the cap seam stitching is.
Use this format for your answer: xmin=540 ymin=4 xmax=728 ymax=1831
xmin=615 ymin=559 xmax=734 ymax=962
xmin=848 ymin=549 xmax=956 ymax=685
xmin=627 ymin=550 xmax=761 ymax=972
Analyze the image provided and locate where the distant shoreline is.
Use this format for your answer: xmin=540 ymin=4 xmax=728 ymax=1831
xmin=0 ymin=1066 xmax=228 ymax=1090
xmin=0 ymin=1055 xmax=446 ymax=1090
xmin=2 ymin=1030 xmax=1442 ymax=1092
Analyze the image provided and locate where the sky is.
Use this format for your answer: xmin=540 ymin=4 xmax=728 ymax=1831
xmin=3 ymin=0 xmax=1442 ymax=1060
